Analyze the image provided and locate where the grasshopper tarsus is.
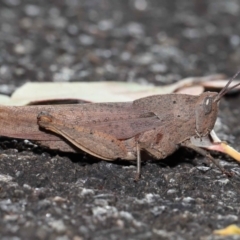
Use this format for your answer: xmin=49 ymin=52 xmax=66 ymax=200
xmin=181 ymin=141 xmax=233 ymax=177
xmin=223 ymin=170 xmax=234 ymax=178
xmin=134 ymin=173 xmax=140 ymax=182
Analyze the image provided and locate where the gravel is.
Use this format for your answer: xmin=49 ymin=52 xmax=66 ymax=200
xmin=0 ymin=0 xmax=240 ymax=239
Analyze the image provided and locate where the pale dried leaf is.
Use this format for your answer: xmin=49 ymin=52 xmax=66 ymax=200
xmin=0 ymin=74 xmax=226 ymax=106
xmin=208 ymin=142 xmax=240 ymax=162
xmin=203 ymin=80 xmax=240 ymax=90
xmin=0 ymin=94 xmax=11 ymax=104
xmin=191 ymin=131 xmax=240 ymax=163
xmin=175 ymin=86 xmax=204 ymax=95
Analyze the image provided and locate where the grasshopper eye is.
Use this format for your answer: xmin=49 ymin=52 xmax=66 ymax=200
xmin=203 ymin=97 xmax=212 ymax=114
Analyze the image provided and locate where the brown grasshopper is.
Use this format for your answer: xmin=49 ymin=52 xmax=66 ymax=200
xmin=0 ymin=72 xmax=240 ymax=179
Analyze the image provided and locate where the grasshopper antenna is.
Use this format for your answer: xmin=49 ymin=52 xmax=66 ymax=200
xmin=214 ymin=70 xmax=240 ymax=102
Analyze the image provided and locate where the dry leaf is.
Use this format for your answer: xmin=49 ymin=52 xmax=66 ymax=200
xmin=174 ymin=86 xmax=204 ymax=95
xmin=0 ymin=95 xmax=11 ymax=104
xmin=203 ymin=80 xmax=240 ymax=91
xmin=214 ymin=224 xmax=240 ymax=236
xmin=0 ymin=74 xmax=227 ymax=106
xmin=190 ymin=130 xmax=240 ymax=163
xmin=208 ymin=142 xmax=240 ymax=162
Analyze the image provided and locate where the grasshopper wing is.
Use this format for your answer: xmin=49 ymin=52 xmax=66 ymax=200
xmin=35 ymin=102 xmax=166 ymax=140
xmin=85 ymin=112 xmax=162 ymax=139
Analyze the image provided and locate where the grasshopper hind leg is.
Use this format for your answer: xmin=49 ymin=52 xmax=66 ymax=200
xmin=37 ymin=111 xmax=136 ymax=161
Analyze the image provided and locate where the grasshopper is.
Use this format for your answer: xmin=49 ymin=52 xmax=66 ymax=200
xmin=0 ymin=72 xmax=240 ymax=179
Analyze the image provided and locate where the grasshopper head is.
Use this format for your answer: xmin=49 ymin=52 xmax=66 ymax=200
xmin=195 ymin=70 xmax=240 ymax=137
xmin=195 ymin=92 xmax=219 ymax=136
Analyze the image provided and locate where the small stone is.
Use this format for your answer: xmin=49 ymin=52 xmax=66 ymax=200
xmin=119 ymin=211 xmax=133 ymax=220
xmin=53 ymin=68 xmax=74 ymax=82
xmin=92 ymin=206 xmax=117 ymax=216
xmin=134 ymin=0 xmax=148 ymax=11
xmin=230 ymin=35 xmax=240 ymax=47
xmin=126 ymin=22 xmax=145 ymax=36
xmin=79 ymin=34 xmax=94 ymax=46
xmin=224 ymin=214 xmax=238 ymax=221
xmin=92 ymin=206 xmax=107 ymax=216
xmin=120 ymin=51 xmax=131 ymax=61
xmin=79 ymin=226 xmax=89 ymax=235
xmin=150 ymin=206 xmax=166 ymax=216
xmin=182 ymin=197 xmax=195 ymax=203
xmin=73 ymin=237 xmax=83 ymax=240
xmin=116 ymin=219 xmax=124 ymax=228
xmin=0 ymin=65 xmax=12 ymax=79
xmin=78 ymin=70 xmax=90 ymax=79
xmin=0 ymin=174 xmax=13 ymax=182
xmin=20 ymin=18 xmax=32 ymax=29
xmin=24 ymin=5 xmax=41 ymax=17
xmin=145 ymin=193 xmax=160 ymax=203
xmin=153 ymin=229 xmax=174 ymax=238
xmin=94 ymin=199 xmax=108 ymax=207
xmin=3 ymin=0 xmax=21 ymax=7
xmin=38 ymin=199 xmax=51 ymax=209
xmin=182 ymin=28 xmax=202 ymax=39
xmin=167 ymin=189 xmax=178 ymax=195
xmin=197 ymin=166 xmax=210 ymax=172
xmin=50 ymin=16 xmax=67 ymax=29
xmin=14 ymin=44 xmax=26 ymax=55
xmin=216 ymin=179 xmax=230 ymax=185
xmin=23 ymin=184 xmax=31 ymax=190
xmin=150 ymin=63 xmax=167 ymax=73
xmin=134 ymin=53 xmax=154 ymax=65
xmin=14 ymin=67 xmax=25 ymax=76
xmin=80 ymin=188 xmax=94 ymax=196
xmin=52 ymin=196 xmax=67 ymax=202
xmin=49 ymin=220 xmax=66 ymax=233
xmin=98 ymin=19 xmax=114 ymax=31
xmin=4 ymin=214 xmax=18 ymax=221
xmin=15 ymin=171 xmax=22 ymax=177
xmin=55 ymin=236 xmax=69 ymax=240
xmin=67 ymin=24 xmax=79 ymax=35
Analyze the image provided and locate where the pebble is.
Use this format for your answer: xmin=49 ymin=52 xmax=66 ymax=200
xmin=14 ymin=44 xmax=26 ymax=55
xmin=196 ymin=166 xmax=210 ymax=172
xmin=0 ymin=174 xmax=13 ymax=182
xmin=79 ymin=34 xmax=95 ymax=46
xmin=182 ymin=197 xmax=195 ymax=203
xmin=134 ymin=0 xmax=148 ymax=11
xmin=149 ymin=63 xmax=167 ymax=73
xmin=67 ymin=24 xmax=79 ymax=35
xmin=0 ymin=1 xmax=239 ymax=240
xmin=3 ymin=0 xmax=21 ymax=7
xmin=48 ymin=220 xmax=66 ymax=233
xmin=167 ymin=189 xmax=178 ymax=195
xmin=134 ymin=53 xmax=154 ymax=65
xmin=24 ymin=4 xmax=41 ymax=17
xmin=126 ymin=22 xmax=145 ymax=36
xmin=98 ymin=20 xmax=114 ymax=31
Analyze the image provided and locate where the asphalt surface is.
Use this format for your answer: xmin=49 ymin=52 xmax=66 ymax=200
xmin=0 ymin=0 xmax=240 ymax=239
